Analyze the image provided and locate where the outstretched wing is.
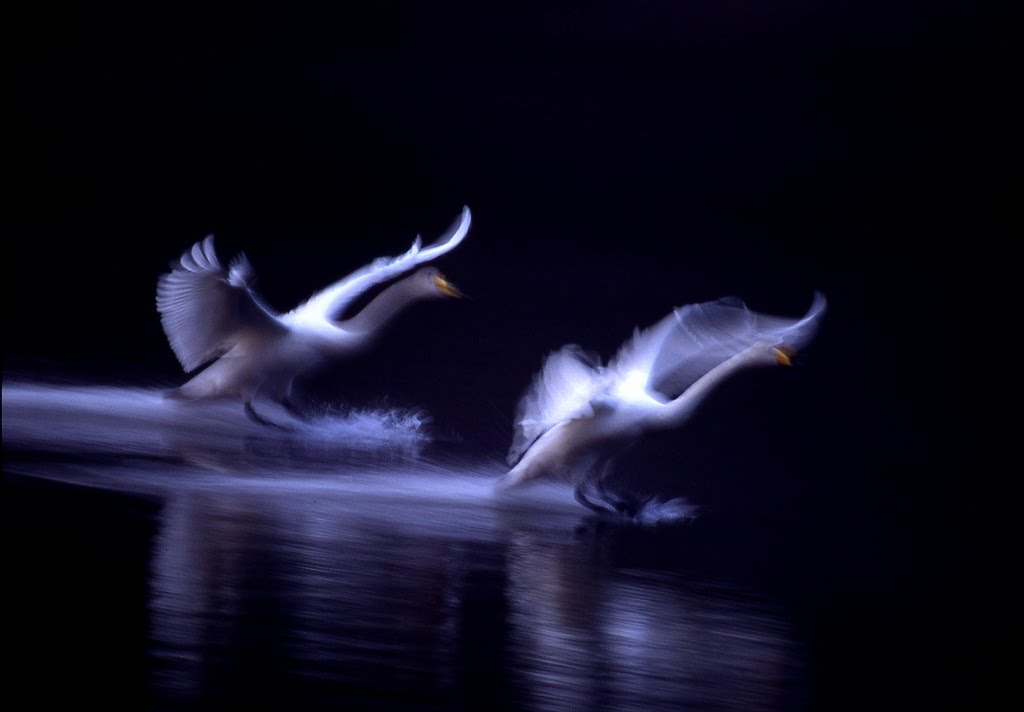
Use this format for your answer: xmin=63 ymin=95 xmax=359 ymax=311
xmin=507 ymin=345 xmax=607 ymax=466
xmin=283 ymin=206 xmax=471 ymax=329
xmin=609 ymin=292 xmax=828 ymax=400
xmin=156 ymin=235 xmax=284 ymax=373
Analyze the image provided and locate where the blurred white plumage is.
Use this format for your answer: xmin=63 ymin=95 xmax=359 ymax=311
xmin=156 ymin=206 xmax=471 ymax=425
xmin=497 ymin=292 xmax=827 ymax=517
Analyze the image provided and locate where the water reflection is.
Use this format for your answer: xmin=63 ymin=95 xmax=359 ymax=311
xmin=4 ymin=379 xmax=809 ymax=709
xmin=506 ymin=534 xmax=805 ymax=710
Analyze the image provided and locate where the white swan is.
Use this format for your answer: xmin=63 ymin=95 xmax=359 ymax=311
xmin=496 ymin=291 xmax=827 ymax=517
xmin=156 ymin=206 xmax=471 ymax=425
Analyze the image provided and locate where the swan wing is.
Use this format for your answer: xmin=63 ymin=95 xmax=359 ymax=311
xmin=156 ymin=235 xmax=284 ymax=372
xmin=284 ymin=206 xmax=471 ymax=327
xmin=741 ymin=290 xmax=827 ymax=352
xmin=609 ymin=292 xmax=827 ymax=399
xmin=508 ymin=345 xmax=608 ymax=465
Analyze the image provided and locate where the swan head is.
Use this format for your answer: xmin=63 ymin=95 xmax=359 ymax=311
xmin=772 ymin=345 xmax=794 ymax=367
xmin=432 ymin=271 xmax=464 ymax=299
xmin=414 ymin=266 xmax=464 ymax=300
xmin=734 ymin=341 xmax=799 ymax=369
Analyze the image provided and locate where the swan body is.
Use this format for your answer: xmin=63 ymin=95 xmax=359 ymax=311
xmin=156 ymin=206 xmax=471 ymax=423
xmin=497 ymin=292 xmax=827 ymax=515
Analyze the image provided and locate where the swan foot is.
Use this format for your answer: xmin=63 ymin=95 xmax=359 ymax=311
xmin=573 ymin=481 xmax=621 ymax=517
xmin=574 ymin=480 xmax=697 ymax=524
xmin=244 ymin=401 xmax=295 ymax=431
xmin=280 ymin=396 xmax=310 ymax=422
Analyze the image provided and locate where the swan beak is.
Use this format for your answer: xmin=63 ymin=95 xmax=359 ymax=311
xmin=772 ymin=346 xmax=795 ymax=367
xmin=433 ymin=273 xmax=464 ymax=299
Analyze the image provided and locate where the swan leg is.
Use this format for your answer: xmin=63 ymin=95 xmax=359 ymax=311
xmin=574 ymin=472 xmax=647 ymax=520
xmin=276 ymin=379 xmax=310 ymax=422
xmin=573 ymin=480 xmax=619 ymax=516
xmin=244 ymin=399 xmax=293 ymax=431
xmin=279 ymin=395 xmax=308 ymax=421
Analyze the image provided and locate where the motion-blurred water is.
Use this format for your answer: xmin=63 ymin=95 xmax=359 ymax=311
xmin=2 ymin=378 xmax=829 ymax=709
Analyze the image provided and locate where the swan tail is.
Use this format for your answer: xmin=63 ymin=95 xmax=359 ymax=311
xmin=166 ymin=359 xmax=238 ymax=401
xmin=163 ymin=380 xmax=217 ymax=402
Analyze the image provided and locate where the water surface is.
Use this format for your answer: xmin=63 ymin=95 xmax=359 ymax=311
xmin=3 ymin=377 xmax=951 ymax=710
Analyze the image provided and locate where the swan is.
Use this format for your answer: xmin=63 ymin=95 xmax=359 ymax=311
xmin=496 ymin=291 xmax=827 ymax=518
xmin=156 ymin=206 xmax=471 ymax=425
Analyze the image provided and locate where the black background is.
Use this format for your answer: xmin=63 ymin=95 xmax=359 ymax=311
xmin=4 ymin=1 xmax=1014 ymax=706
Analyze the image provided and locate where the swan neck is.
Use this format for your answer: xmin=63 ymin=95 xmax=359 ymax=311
xmin=654 ymin=348 xmax=763 ymax=428
xmin=338 ymin=277 xmax=421 ymax=339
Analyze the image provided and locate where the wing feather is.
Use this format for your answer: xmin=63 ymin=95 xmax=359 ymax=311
xmin=156 ymin=235 xmax=283 ymax=372
xmin=609 ymin=292 xmax=827 ymax=399
xmin=283 ymin=206 xmax=471 ymax=328
xmin=507 ymin=345 xmax=607 ymax=465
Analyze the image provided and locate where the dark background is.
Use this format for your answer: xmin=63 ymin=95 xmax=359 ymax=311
xmin=4 ymin=1 xmax=1014 ymax=706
